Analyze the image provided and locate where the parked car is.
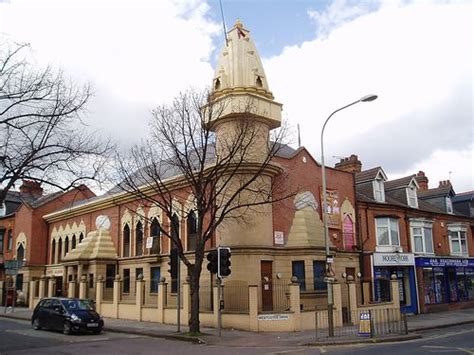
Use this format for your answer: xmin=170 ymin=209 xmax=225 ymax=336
xmin=31 ymin=297 xmax=104 ymax=335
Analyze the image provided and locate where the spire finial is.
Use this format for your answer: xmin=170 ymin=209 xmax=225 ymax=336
xmin=235 ymin=19 xmax=243 ymax=28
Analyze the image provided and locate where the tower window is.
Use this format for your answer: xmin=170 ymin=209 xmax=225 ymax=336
xmin=256 ymin=76 xmax=263 ymax=87
xmin=214 ymin=78 xmax=221 ymax=90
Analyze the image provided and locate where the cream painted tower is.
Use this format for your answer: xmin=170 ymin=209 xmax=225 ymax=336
xmin=209 ymin=21 xmax=282 ymax=247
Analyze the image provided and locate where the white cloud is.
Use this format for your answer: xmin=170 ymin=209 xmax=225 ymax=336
xmin=0 ymin=0 xmax=220 ymax=143
xmin=265 ymin=1 xmax=473 ymax=191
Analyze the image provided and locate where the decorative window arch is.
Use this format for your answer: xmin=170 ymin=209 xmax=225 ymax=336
xmin=57 ymin=237 xmax=62 ymax=263
xmin=343 ymin=214 xmax=355 ymax=251
xmin=16 ymin=244 xmax=25 ymax=261
xmin=123 ymin=224 xmax=131 ymax=257
xmin=150 ymin=217 xmax=161 ymax=254
xmin=64 ymin=236 xmax=69 ymax=255
xmin=79 ymin=233 xmax=84 ymax=243
xmin=71 ymin=234 xmax=76 ymax=250
xmin=51 ymin=239 xmax=56 ymax=264
xmin=187 ymin=210 xmax=197 ymax=251
xmin=135 ymin=221 xmax=143 ymax=256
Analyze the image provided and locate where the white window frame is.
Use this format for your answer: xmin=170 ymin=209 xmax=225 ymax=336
xmin=448 ymin=224 xmax=468 ymax=256
xmin=375 ymin=217 xmax=401 ymax=251
xmin=446 ymin=197 xmax=453 ymax=214
xmin=406 ymin=185 xmax=418 ymax=208
xmin=373 ymin=179 xmax=385 ymax=202
xmin=410 ymin=219 xmax=434 ymax=254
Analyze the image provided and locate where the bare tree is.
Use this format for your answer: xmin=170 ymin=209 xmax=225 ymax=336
xmin=115 ymin=89 xmax=295 ymax=333
xmin=0 ymin=41 xmax=112 ymax=203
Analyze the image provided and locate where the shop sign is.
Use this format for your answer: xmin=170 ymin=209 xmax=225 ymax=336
xmin=257 ymin=314 xmax=289 ymax=321
xmin=46 ymin=269 xmax=64 ymax=276
xmin=373 ymin=253 xmax=414 ymax=266
xmin=415 ymin=257 xmax=474 ymax=268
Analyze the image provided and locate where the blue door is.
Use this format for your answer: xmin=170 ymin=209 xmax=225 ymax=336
xmin=400 ymin=267 xmax=418 ymax=314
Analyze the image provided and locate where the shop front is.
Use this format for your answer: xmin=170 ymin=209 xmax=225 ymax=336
xmin=416 ymin=256 xmax=474 ymax=313
xmin=372 ymin=252 xmax=418 ymax=314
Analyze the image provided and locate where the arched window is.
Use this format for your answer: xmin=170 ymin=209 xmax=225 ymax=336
xmin=17 ymin=244 xmax=25 ymax=261
xmin=51 ymin=240 xmax=56 ymax=264
xmin=256 ymin=76 xmax=263 ymax=87
xmin=123 ymin=224 xmax=130 ymax=257
xmin=135 ymin=221 xmax=143 ymax=256
xmin=150 ymin=218 xmax=160 ymax=254
xmin=79 ymin=233 xmax=84 ymax=243
xmin=343 ymin=215 xmax=355 ymax=251
xmin=187 ymin=211 xmax=197 ymax=251
xmin=171 ymin=213 xmax=180 ymax=245
xmin=71 ymin=234 xmax=76 ymax=250
xmin=64 ymin=236 xmax=69 ymax=255
xmin=57 ymin=238 xmax=62 ymax=262
xmin=170 ymin=213 xmax=180 ymax=293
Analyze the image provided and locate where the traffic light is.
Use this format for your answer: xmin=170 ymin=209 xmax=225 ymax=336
xmin=206 ymin=249 xmax=218 ymax=274
xmin=168 ymin=248 xmax=178 ymax=279
xmin=218 ymin=247 xmax=231 ymax=278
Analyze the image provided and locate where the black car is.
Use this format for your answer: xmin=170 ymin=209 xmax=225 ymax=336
xmin=32 ymin=297 xmax=104 ymax=335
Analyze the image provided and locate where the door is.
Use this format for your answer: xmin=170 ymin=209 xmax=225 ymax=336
xmin=261 ymin=261 xmax=273 ymax=311
xmin=399 ymin=267 xmax=418 ymax=314
xmin=55 ymin=277 xmax=63 ymax=297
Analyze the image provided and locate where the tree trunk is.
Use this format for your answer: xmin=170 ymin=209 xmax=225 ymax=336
xmin=189 ymin=250 xmax=204 ymax=333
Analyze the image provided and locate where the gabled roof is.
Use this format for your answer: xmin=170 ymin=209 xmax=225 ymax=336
xmin=418 ymin=185 xmax=455 ymax=199
xmin=452 ymin=190 xmax=474 ymax=203
xmin=384 ymin=175 xmax=418 ymax=191
xmin=355 ymin=167 xmax=385 ymax=184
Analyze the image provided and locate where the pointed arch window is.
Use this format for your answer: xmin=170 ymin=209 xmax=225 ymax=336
xmin=123 ymin=224 xmax=130 ymax=257
xmin=187 ymin=211 xmax=197 ymax=251
xmin=343 ymin=215 xmax=355 ymax=250
xmin=64 ymin=236 xmax=69 ymax=255
xmin=17 ymin=244 xmax=25 ymax=261
xmin=150 ymin=218 xmax=160 ymax=254
xmin=51 ymin=239 xmax=56 ymax=264
xmin=136 ymin=221 xmax=143 ymax=256
xmin=170 ymin=213 xmax=180 ymax=293
xmin=256 ymin=76 xmax=263 ymax=87
xmin=71 ymin=234 xmax=76 ymax=250
xmin=57 ymin=238 xmax=62 ymax=263
xmin=79 ymin=233 xmax=84 ymax=243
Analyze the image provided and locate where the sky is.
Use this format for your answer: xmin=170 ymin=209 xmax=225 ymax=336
xmin=0 ymin=0 xmax=472 ymax=192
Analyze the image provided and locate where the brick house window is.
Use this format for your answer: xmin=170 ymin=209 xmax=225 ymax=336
xmin=0 ymin=229 xmax=4 ymax=253
xmin=376 ymin=217 xmax=400 ymax=247
xmin=448 ymin=226 xmax=468 ymax=255
xmin=292 ymin=260 xmax=306 ymax=291
xmin=123 ymin=224 xmax=130 ymax=257
xmin=7 ymin=229 xmax=13 ymax=250
xmin=135 ymin=221 xmax=143 ymax=256
xmin=313 ymin=261 xmax=326 ymax=291
xmin=150 ymin=218 xmax=160 ymax=254
xmin=410 ymin=220 xmax=434 ymax=254
xmin=123 ymin=269 xmax=130 ymax=294
xmin=187 ymin=210 xmax=197 ymax=251
xmin=406 ymin=186 xmax=418 ymax=208
xmin=373 ymin=179 xmax=385 ymax=202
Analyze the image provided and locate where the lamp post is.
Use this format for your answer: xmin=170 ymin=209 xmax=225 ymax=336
xmin=321 ymin=94 xmax=377 ymax=337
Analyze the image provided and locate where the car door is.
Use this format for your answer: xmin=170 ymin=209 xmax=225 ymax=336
xmin=49 ymin=299 xmax=64 ymax=331
xmin=38 ymin=299 xmax=52 ymax=328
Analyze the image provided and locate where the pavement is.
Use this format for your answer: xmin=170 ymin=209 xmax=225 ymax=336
xmin=1 ymin=306 xmax=473 ymax=347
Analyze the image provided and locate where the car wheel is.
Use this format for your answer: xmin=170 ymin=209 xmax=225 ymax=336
xmin=32 ymin=318 xmax=41 ymax=330
xmin=63 ymin=321 xmax=72 ymax=335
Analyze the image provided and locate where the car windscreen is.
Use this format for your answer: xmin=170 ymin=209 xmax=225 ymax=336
xmin=61 ymin=299 xmax=94 ymax=311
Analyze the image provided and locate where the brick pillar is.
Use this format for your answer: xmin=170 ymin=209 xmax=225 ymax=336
xmin=95 ymin=276 xmax=104 ymax=314
xmin=135 ymin=275 xmax=144 ymax=321
xmin=333 ymin=283 xmax=343 ymax=327
xmin=289 ymin=277 xmax=301 ymax=331
xmin=29 ymin=281 xmax=36 ymax=309
xmin=47 ymin=277 xmax=55 ymax=297
xmin=113 ymin=275 xmax=121 ymax=319
xmin=68 ymin=281 xmax=76 ymax=298
xmin=390 ymin=276 xmax=400 ymax=307
xmin=249 ymin=285 xmax=258 ymax=331
xmin=157 ymin=280 xmax=167 ymax=323
xmin=182 ymin=278 xmax=190 ymax=325
xmin=79 ymin=275 xmax=87 ymax=299
xmin=38 ymin=276 xmax=47 ymax=298
xmin=347 ymin=277 xmax=357 ymax=322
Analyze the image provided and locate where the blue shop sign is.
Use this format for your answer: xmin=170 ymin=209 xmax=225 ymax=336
xmin=415 ymin=257 xmax=474 ymax=268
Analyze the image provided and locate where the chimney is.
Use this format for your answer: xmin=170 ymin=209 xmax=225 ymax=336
xmin=439 ymin=180 xmax=452 ymax=188
xmin=416 ymin=171 xmax=429 ymax=191
xmin=19 ymin=180 xmax=43 ymax=198
xmin=335 ymin=154 xmax=362 ymax=173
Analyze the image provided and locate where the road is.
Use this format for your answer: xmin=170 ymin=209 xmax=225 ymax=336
xmin=0 ymin=317 xmax=473 ymax=354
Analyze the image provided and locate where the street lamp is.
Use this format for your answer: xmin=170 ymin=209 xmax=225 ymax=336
xmin=321 ymin=94 xmax=377 ymax=337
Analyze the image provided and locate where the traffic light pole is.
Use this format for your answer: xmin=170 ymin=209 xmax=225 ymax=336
xmin=217 ymin=276 xmax=222 ymax=337
xmin=177 ymin=257 xmax=181 ymax=333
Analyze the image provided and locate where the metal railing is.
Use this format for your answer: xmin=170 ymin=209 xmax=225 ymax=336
xmin=222 ymin=280 xmax=249 ymax=313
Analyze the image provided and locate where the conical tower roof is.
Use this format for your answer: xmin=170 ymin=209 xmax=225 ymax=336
xmin=212 ymin=20 xmax=274 ymax=100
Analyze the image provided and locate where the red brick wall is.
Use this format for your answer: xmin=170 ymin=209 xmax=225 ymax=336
xmin=272 ymin=148 xmax=356 ymax=250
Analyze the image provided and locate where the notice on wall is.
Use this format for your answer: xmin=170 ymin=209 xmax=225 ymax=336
xmin=274 ymin=231 xmax=284 ymax=245
xmin=358 ymin=311 xmax=371 ymax=337
xmin=257 ymin=314 xmax=289 ymax=321
xmin=146 ymin=237 xmax=153 ymax=249
xmin=320 ymin=189 xmax=341 ymax=229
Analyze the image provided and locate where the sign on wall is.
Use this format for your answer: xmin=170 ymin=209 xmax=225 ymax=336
xmin=320 ymin=189 xmax=341 ymax=229
xmin=373 ymin=253 xmax=415 ymax=266
xmin=257 ymin=314 xmax=289 ymax=321
xmin=415 ymin=257 xmax=474 ymax=268
xmin=274 ymin=231 xmax=284 ymax=245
